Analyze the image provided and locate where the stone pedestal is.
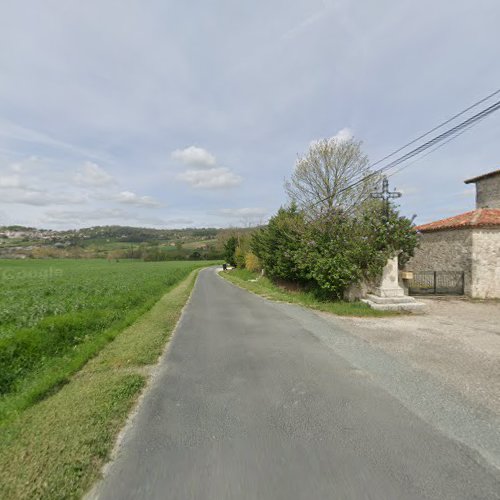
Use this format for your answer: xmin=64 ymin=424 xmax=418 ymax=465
xmin=361 ymin=256 xmax=425 ymax=312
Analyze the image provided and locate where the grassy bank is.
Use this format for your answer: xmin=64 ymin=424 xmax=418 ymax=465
xmin=0 ymin=259 xmax=217 ymax=420
xmin=220 ymin=268 xmax=395 ymax=317
xmin=0 ymin=269 xmax=201 ymax=499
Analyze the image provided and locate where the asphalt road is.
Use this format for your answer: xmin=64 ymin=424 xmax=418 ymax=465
xmin=93 ymin=268 xmax=500 ymax=500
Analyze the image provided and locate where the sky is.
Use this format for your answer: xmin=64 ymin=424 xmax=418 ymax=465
xmin=1 ymin=0 xmax=500 ymax=229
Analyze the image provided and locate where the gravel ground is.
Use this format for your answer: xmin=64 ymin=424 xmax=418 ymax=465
xmin=328 ymin=297 xmax=500 ymax=416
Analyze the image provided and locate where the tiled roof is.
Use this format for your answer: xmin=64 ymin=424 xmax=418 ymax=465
xmin=415 ymin=209 xmax=500 ymax=232
xmin=464 ymin=168 xmax=500 ymax=184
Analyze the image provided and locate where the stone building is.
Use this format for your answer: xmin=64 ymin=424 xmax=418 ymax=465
xmin=405 ymin=168 xmax=500 ymax=299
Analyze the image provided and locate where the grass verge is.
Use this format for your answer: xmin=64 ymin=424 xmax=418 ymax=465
xmin=220 ymin=268 xmax=397 ymax=317
xmin=0 ymin=269 xmax=200 ymax=500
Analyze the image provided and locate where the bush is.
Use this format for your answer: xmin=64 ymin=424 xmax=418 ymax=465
xmin=245 ymin=251 xmax=261 ymax=272
xmin=234 ymin=246 xmax=246 ymax=268
xmin=251 ymin=204 xmax=307 ymax=283
xmin=223 ymin=236 xmax=238 ymax=265
xmin=251 ymin=202 xmax=417 ymax=300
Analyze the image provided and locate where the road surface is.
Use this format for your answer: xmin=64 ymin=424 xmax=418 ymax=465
xmin=93 ymin=268 xmax=500 ymax=499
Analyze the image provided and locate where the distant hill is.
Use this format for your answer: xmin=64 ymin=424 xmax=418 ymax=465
xmin=0 ymin=225 xmax=255 ymax=260
xmin=0 ymin=225 xmax=218 ymax=242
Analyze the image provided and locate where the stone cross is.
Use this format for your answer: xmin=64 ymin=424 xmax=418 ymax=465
xmin=371 ymin=176 xmax=402 ymax=217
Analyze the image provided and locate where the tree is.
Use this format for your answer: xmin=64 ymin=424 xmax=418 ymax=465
xmin=285 ymin=136 xmax=378 ymax=217
xmin=300 ymin=201 xmax=418 ymax=298
xmin=251 ymin=204 xmax=307 ymax=283
xmin=252 ymin=200 xmax=418 ymax=299
xmin=223 ymin=236 xmax=238 ymax=265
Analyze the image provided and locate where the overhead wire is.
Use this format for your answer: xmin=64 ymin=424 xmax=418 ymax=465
xmin=386 ymin=114 xmax=489 ymax=180
xmin=339 ymin=114 xmax=492 ymax=218
xmin=319 ymin=87 xmax=500 ymax=194
xmin=368 ymin=87 xmax=500 ymax=169
xmin=310 ymin=96 xmax=500 ymax=209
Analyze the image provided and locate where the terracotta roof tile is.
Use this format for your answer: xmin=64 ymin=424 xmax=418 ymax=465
xmin=415 ymin=208 xmax=500 ymax=232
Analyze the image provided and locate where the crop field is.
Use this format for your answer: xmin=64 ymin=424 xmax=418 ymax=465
xmin=0 ymin=259 xmax=215 ymax=420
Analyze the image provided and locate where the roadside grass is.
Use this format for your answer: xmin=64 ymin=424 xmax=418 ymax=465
xmin=0 ymin=269 xmax=200 ymax=500
xmin=221 ymin=268 xmax=397 ymax=317
xmin=0 ymin=259 xmax=217 ymax=421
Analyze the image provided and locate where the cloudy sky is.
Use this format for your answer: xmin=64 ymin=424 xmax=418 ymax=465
xmin=1 ymin=0 xmax=499 ymax=229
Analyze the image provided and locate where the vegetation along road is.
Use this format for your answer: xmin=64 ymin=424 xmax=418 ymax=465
xmin=0 ymin=259 xmax=218 ymax=498
xmin=92 ymin=268 xmax=500 ymax=500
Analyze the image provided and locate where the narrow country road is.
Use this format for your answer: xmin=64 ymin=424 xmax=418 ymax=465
xmin=93 ymin=268 xmax=500 ymax=500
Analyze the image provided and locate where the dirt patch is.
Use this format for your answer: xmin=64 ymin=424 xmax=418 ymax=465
xmin=324 ymin=297 xmax=500 ymax=416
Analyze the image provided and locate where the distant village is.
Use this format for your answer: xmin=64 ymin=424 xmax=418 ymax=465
xmin=0 ymin=225 xmax=223 ymax=260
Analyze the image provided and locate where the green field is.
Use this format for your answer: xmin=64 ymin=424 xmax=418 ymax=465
xmin=0 ymin=259 xmax=217 ymax=420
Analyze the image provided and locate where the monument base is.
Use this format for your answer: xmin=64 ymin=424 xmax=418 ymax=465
xmin=362 ymin=255 xmax=425 ymax=312
xmin=361 ymin=294 xmax=425 ymax=312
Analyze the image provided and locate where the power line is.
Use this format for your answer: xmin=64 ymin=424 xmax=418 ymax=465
xmin=386 ymin=114 xmax=489 ymax=179
xmin=312 ymin=96 xmax=500 ymax=209
xmin=377 ymin=98 xmax=500 ymax=174
xmin=340 ymin=119 xmax=488 ymax=217
xmin=369 ymin=87 xmax=500 ymax=169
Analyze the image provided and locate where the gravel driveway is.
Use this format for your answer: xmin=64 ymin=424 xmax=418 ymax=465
xmin=330 ymin=297 xmax=500 ymax=416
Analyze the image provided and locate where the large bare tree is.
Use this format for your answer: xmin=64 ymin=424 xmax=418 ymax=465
xmin=285 ymin=136 xmax=377 ymax=218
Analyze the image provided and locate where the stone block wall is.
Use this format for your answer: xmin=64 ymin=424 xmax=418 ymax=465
xmin=404 ymin=229 xmax=473 ymax=295
xmin=471 ymin=229 xmax=500 ymax=298
xmin=475 ymin=175 xmax=500 ymax=209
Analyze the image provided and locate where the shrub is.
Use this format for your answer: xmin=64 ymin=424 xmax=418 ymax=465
xmin=223 ymin=236 xmax=238 ymax=265
xmin=234 ymin=246 xmax=246 ymax=268
xmin=245 ymin=251 xmax=261 ymax=272
xmin=251 ymin=204 xmax=307 ymax=283
xmin=252 ymin=202 xmax=417 ymax=300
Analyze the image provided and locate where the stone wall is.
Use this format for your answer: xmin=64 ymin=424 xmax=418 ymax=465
xmin=404 ymin=229 xmax=473 ymax=295
xmin=475 ymin=175 xmax=500 ymax=209
xmin=471 ymin=228 xmax=500 ymax=298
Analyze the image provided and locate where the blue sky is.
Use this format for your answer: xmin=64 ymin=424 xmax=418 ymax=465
xmin=1 ymin=0 xmax=499 ymax=229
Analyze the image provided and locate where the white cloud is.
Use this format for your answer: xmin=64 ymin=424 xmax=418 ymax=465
xmin=113 ymin=191 xmax=161 ymax=207
xmin=309 ymin=128 xmax=353 ymax=149
xmin=74 ymin=162 xmax=115 ymax=187
xmin=332 ymin=127 xmax=353 ymax=142
xmin=172 ymin=145 xmax=242 ymax=189
xmin=213 ymin=207 xmax=267 ymax=218
xmin=171 ymin=146 xmax=216 ymax=168
xmin=43 ymin=208 xmax=170 ymax=227
xmin=165 ymin=218 xmax=193 ymax=225
xmin=282 ymin=9 xmax=329 ymax=41
xmin=0 ymin=119 xmax=113 ymax=163
xmin=1 ymin=190 xmax=87 ymax=206
xmin=0 ymin=174 xmax=23 ymax=188
xmin=45 ymin=208 xmax=126 ymax=223
xmin=178 ymin=167 xmax=242 ymax=189
xmin=459 ymin=188 xmax=475 ymax=197
xmin=398 ymin=186 xmax=419 ymax=196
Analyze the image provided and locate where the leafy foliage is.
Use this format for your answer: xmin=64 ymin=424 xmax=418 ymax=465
xmin=244 ymin=251 xmax=261 ymax=272
xmin=223 ymin=236 xmax=238 ymax=265
xmin=234 ymin=246 xmax=246 ymax=268
xmin=284 ymin=136 xmax=378 ymax=217
xmin=251 ymin=202 xmax=418 ymax=299
xmin=251 ymin=204 xmax=307 ymax=283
